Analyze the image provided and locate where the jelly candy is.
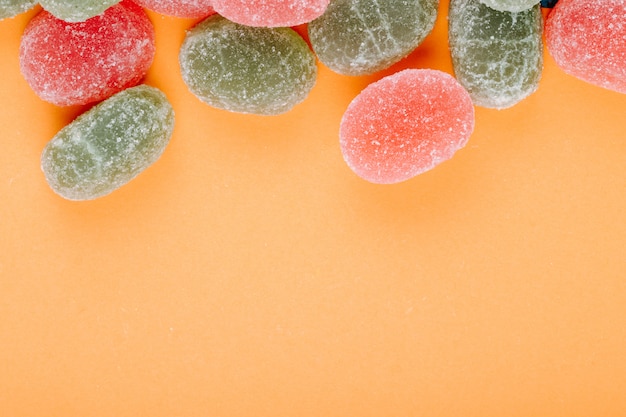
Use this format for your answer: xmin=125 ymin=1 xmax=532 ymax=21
xmin=211 ymin=0 xmax=329 ymax=27
xmin=0 ymin=0 xmax=36 ymax=19
xmin=308 ymin=0 xmax=438 ymax=76
xmin=41 ymin=85 xmax=175 ymax=201
xmin=340 ymin=69 xmax=474 ymax=184
xmin=179 ymin=15 xmax=317 ymax=115
xmin=39 ymin=0 xmax=122 ymax=22
xmin=545 ymin=0 xmax=626 ymax=94
xmin=477 ymin=0 xmax=539 ymax=12
xmin=20 ymin=1 xmax=155 ymax=107
xmin=132 ymin=0 xmax=215 ymax=19
xmin=448 ymin=0 xmax=543 ymax=109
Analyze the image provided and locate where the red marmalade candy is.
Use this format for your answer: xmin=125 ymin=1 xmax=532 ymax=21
xmin=211 ymin=0 xmax=330 ymax=27
xmin=133 ymin=0 xmax=215 ymax=19
xmin=19 ymin=0 xmax=155 ymax=107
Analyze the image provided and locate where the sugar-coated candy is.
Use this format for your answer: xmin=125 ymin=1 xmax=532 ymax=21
xmin=39 ymin=0 xmax=122 ymax=22
xmin=448 ymin=0 xmax=543 ymax=109
xmin=308 ymin=0 xmax=438 ymax=76
xmin=0 ymin=0 xmax=36 ymax=19
xmin=20 ymin=1 xmax=155 ymax=107
xmin=41 ymin=85 xmax=175 ymax=201
xmin=179 ymin=15 xmax=317 ymax=115
xmin=340 ymin=69 xmax=474 ymax=184
xmin=477 ymin=0 xmax=539 ymax=12
xmin=211 ymin=0 xmax=329 ymax=27
xmin=545 ymin=0 xmax=626 ymax=94
xmin=132 ymin=0 xmax=215 ymax=19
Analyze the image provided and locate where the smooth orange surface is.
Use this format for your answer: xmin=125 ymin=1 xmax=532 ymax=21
xmin=1 ymin=4 xmax=626 ymax=417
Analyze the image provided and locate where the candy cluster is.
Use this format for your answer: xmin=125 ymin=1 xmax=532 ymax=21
xmin=2 ymin=0 xmax=625 ymax=199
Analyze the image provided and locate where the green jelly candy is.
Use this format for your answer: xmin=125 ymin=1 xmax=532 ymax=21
xmin=449 ymin=0 xmax=543 ymax=109
xmin=308 ymin=0 xmax=439 ymax=76
xmin=179 ymin=15 xmax=317 ymax=116
xmin=41 ymin=85 xmax=175 ymax=201
xmin=0 ymin=0 xmax=36 ymax=19
xmin=39 ymin=0 xmax=121 ymax=22
xmin=477 ymin=0 xmax=539 ymax=12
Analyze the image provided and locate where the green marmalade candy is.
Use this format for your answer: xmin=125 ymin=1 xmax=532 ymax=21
xmin=477 ymin=0 xmax=539 ymax=12
xmin=41 ymin=85 xmax=175 ymax=201
xmin=449 ymin=0 xmax=543 ymax=109
xmin=39 ymin=0 xmax=121 ymax=22
xmin=179 ymin=15 xmax=317 ymax=115
xmin=0 ymin=0 xmax=36 ymax=19
xmin=308 ymin=0 xmax=439 ymax=76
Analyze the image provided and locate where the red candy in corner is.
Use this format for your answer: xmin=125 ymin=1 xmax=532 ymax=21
xmin=340 ymin=69 xmax=475 ymax=184
xmin=545 ymin=0 xmax=626 ymax=94
xmin=19 ymin=0 xmax=155 ymax=107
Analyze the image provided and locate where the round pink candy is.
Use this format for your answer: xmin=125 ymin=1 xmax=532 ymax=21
xmin=211 ymin=0 xmax=329 ymax=27
xmin=133 ymin=0 xmax=215 ymax=19
xmin=19 ymin=0 xmax=155 ymax=107
xmin=340 ymin=69 xmax=475 ymax=184
xmin=546 ymin=0 xmax=626 ymax=94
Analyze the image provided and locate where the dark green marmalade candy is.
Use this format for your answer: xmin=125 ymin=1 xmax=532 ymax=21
xmin=39 ymin=0 xmax=122 ymax=22
xmin=179 ymin=15 xmax=317 ymax=115
xmin=41 ymin=85 xmax=175 ymax=201
xmin=308 ymin=0 xmax=439 ymax=76
xmin=0 ymin=0 xmax=36 ymax=19
xmin=477 ymin=0 xmax=539 ymax=12
xmin=449 ymin=0 xmax=543 ymax=109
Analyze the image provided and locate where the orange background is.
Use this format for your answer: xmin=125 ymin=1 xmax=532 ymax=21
xmin=1 ymin=3 xmax=626 ymax=416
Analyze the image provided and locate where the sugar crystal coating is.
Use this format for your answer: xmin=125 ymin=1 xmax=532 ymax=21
xmin=20 ymin=1 xmax=155 ymax=107
xmin=211 ymin=0 xmax=329 ymax=27
xmin=39 ymin=0 xmax=122 ymax=22
xmin=545 ymin=0 xmax=626 ymax=94
xmin=477 ymin=0 xmax=539 ymax=12
xmin=308 ymin=0 xmax=438 ymax=76
xmin=0 ymin=0 xmax=36 ymax=19
xmin=132 ymin=0 xmax=215 ymax=19
xmin=448 ymin=0 xmax=543 ymax=109
xmin=179 ymin=15 xmax=317 ymax=115
xmin=41 ymin=85 xmax=175 ymax=201
xmin=340 ymin=69 xmax=475 ymax=184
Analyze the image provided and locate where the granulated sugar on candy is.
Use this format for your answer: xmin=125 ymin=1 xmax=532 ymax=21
xmin=340 ymin=69 xmax=474 ymax=184
xmin=545 ymin=0 xmax=626 ymax=94
xmin=477 ymin=0 xmax=539 ymax=12
xmin=39 ymin=0 xmax=121 ymax=22
xmin=448 ymin=0 xmax=543 ymax=109
xmin=132 ymin=0 xmax=215 ymax=19
xmin=179 ymin=15 xmax=317 ymax=115
xmin=41 ymin=85 xmax=175 ymax=201
xmin=308 ymin=0 xmax=438 ymax=76
xmin=211 ymin=0 xmax=329 ymax=27
xmin=0 ymin=0 xmax=36 ymax=19
xmin=20 ymin=0 xmax=155 ymax=107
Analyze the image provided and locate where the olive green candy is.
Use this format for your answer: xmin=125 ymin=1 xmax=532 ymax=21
xmin=39 ymin=0 xmax=121 ymax=22
xmin=449 ymin=0 xmax=543 ymax=109
xmin=477 ymin=0 xmax=539 ymax=13
xmin=0 ymin=0 xmax=36 ymax=19
xmin=179 ymin=15 xmax=317 ymax=116
xmin=41 ymin=85 xmax=175 ymax=201
xmin=308 ymin=0 xmax=439 ymax=76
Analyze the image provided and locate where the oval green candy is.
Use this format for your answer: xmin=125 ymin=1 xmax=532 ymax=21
xmin=308 ymin=0 xmax=439 ymax=76
xmin=41 ymin=85 xmax=175 ymax=201
xmin=39 ymin=0 xmax=121 ymax=22
xmin=449 ymin=0 xmax=543 ymax=109
xmin=0 ymin=0 xmax=36 ymax=19
xmin=477 ymin=0 xmax=539 ymax=12
xmin=179 ymin=15 xmax=317 ymax=116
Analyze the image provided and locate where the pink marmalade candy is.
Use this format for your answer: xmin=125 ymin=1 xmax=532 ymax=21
xmin=340 ymin=69 xmax=475 ymax=184
xmin=211 ymin=0 xmax=329 ymax=27
xmin=133 ymin=0 xmax=215 ymax=19
xmin=19 ymin=0 xmax=155 ymax=107
xmin=545 ymin=0 xmax=626 ymax=94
